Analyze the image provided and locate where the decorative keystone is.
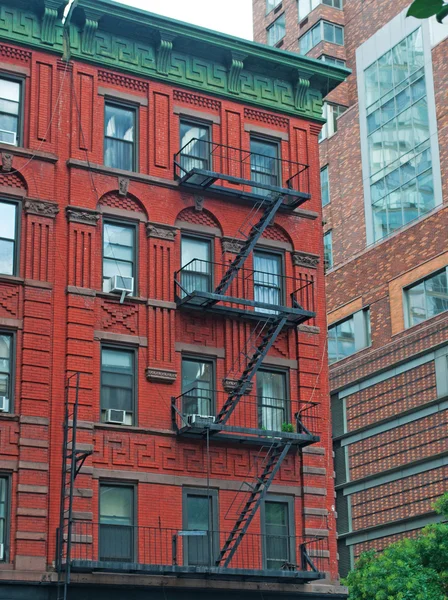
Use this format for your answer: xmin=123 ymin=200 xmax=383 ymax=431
xmin=228 ymin=51 xmax=247 ymax=94
xmin=294 ymin=71 xmax=311 ymax=111
xmin=118 ymin=177 xmax=129 ymax=197
xmin=66 ymin=206 xmax=100 ymax=226
xmin=146 ymin=367 xmax=177 ymax=384
xmin=292 ymin=251 xmax=320 ymax=269
xmin=156 ymin=33 xmax=176 ymax=75
xmin=194 ymin=195 xmax=204 ymax=212
xmin=146 ymin=222 xmax=177 ymax=241
xmin=24 ymin=200 xmax=59 ymax=218
xmin=1 ymin=152 xmax=13 ymax=172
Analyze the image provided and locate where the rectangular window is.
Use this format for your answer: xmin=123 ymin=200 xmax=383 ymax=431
xmin=263 ymin=499 xmax=293 ymax=570
xmin=328 ymin=309 xmax=371 ymax=364
xmin=319 ymin=102 xmax=347 ymax=142
xmin=0 ymin=333 xmax=12 ymax=413
xmin=299 ymin=21 xmax=344 ymax=55
xmin=183 ymin=489 xmax=218 ymax=566
xmin=364 ymin=28 xmax=436 ymax=241
xmin=101 ymin=347 xmax=135 ymax=425
xmin=323 ymin=230 xmax=333 ymax=271
xmin=299 ymin=0 xmax=342 ymax=21
xmin=99 ymin=484 xmax=134 ymax=562
xmin=181 ymin=357 xmax=214 ymax=417
xmin=250 ymin=137 xmax=280 ymax=195
xmin=321 ymin=166 xmax=330 ymax=206
xmin=181 ymin=236 xmax=212 ymax=295
xmin=0 ymin=477 xmax=8 ymax=561
xmin=0 ymin=77 xmax=21 ymax=146
xmin=257 ymin=370 xmax=287 ymax=431
xmin=253 ymin=250 xmax=282 ymax=313
xmin=179 ymin=120 xmax=210 ymax=173
xmin=319 ymin=55 xmax=346 ymax=67
xmin=266 ymin=0 xmax=282 ymax=14
xmin=267 ymin=13 xmax=286 ymax=46
xmin=104 ymin=102 xmax=136 ymax=172
xmin=103 ymin=220 xmax=136 ymax=294
xmin=405 ymin=268 xmax=448 ymax=328
xmin=0 ymin=200 xmax=18 ymax=276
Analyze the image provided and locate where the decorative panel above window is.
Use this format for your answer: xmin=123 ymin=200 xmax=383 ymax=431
xmin=328 ymin=309 xmax=371 ymax=364
xmin=104 ymin=102 xmax=136 ymax=172
xmin=267 ymin=13 xmax=286 ymax=46
xmin=0 ymin=77 xmax=21 ymax=146
xmin=299 ymin=21 xmax=344 ymax=55
xmin=405 ymin=267 xmax=448 ymax=328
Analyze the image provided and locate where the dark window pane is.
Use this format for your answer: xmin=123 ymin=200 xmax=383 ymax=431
xmin=265 ymin=502 xmax=290 ymax=569
xmin=182 ymin=359 xmax=213 ymax=416
xmin=257 ymin=371 xmax=287 ymax=430
xmin=181 ymin=237 xmax=211 ymax=294
xmin=254 ymin=252 xmax=282 ymax=312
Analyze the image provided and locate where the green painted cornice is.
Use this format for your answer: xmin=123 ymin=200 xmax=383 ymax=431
xmin=0 ymin=0 xmax=350 ymax=121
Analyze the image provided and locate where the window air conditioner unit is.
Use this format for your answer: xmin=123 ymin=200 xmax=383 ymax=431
xmin=104 ymin=275 xmax=134 ymax=303
xmin=0 ymin=397 xmax=9 ymax=412
xmin=0 ymin=543 xmax=4 ymax=561
xmin=0 ymin=130 xmax=17 ymax=145
xmin=105 ymin=409 xmax=127 ymax=425
xmin=187 ymin=414 xmax=216 ymax=426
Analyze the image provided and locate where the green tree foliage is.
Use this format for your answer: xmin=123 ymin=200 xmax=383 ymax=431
xmin=407 ymin=0 xmax=448 ymax=23
xmin=343 ymin=493 xmax=448 ymax=600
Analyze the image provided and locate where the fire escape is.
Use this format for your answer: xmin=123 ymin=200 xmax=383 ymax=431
xmin=172 ymin=139 xmax=322 ymax=577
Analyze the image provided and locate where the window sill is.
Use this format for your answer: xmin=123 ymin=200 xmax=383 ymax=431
xmin=97 ymin=291 xmax=147 ymax=304
xmin=0 ymin=413 xmax=19 ymax=422
xmin=400 ymin=309 xmax=448 ymax=337
xmin=0 ymin=274 xmax=24 ymax=285
xmin=95 ymin=422 xmax=175 ymax=436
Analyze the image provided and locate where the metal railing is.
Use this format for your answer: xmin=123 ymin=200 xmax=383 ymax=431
xmin=66 ymin=522 xmax=327 ymax=575
xmin=174 ymin=259 xmax=315 ymax=316
xmin=174 ymin=139 xmax=310 ymax=197
xmin=172 ymin=389 xmax=321 ymax=437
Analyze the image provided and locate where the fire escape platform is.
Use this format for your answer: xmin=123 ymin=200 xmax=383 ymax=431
xmin=176 ymin=424 xmax=319 ymax=447
xmin=177 ymin=168 xmax=310 ymax=210
xmin=70 ymin=561 xmax=324 ymax=583
xmin=175 ymin=291 xmax=315 ymax=326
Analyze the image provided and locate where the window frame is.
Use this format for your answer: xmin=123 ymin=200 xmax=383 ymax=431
xmin=0 ymin=74 xmax=24 ymax=148
xmin=102 ymin=217 xmax=138 ymax=296
xmin=299 ymin=20 xmax=344 ymax=55
xmin=256 ymin=367 xmax=290 ymax=431
xmin=261 ymin=494 xmax=295 ymax=571
xmin=181 ymin=355 xmax=216 ymax=417
xmin=319 ymin=55 xmax=346 ymax=67
xmin=250 ymin=135 xmax=282 ymax=193
xmin=180 ymin=233 xmax=214 ymax=294
xmin=328 ymin=309 xmax=371 ymax=364
xmin=266 ymin=0 xmax=282 ymax=15
xmin=298 ymin=0 xmax=343 ymax=21
xmin=179 ymin=118 xmax=212 ymax=172
xmin=319 ymin=102 xmax=347 ymax=142
xmin=100 ymin=344 xmax=137 ymax=426
xmin=0 ymin=198 xmax=20 ymax=277
xmin=182 ymin=487 xmax=219 ymax=567
xmin=404 ymin=267 xmax=448 ymax=329
xmin=267 ymin=13 xmax=286 ymax=46
xmin=103 ymin=100 xmax=138 ymax=173
xmin=0 ymin=331 xmax=14 ymax=414
xmin=253 ymin=247 xmax=285 ymax=310
xmin=323 ymin=230 xmax=333 ymax=271
xmin=321 ymin=165 xmax=330 ymax=207
xmin=98 ymin=481 xmax=137 ymax=563
xmin=0 ymin=474 xmax=11 ymax=563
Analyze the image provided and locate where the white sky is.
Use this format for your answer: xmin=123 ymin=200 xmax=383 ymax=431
xmin=116 ymin=0 xmax=254 ymax=40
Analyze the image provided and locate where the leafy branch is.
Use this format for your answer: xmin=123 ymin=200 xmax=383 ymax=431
xmin=407 ymin=0 xmax=448 ymax=23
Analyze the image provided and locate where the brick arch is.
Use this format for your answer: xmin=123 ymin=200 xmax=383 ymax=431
xmin=98 ymin=191 xmax=147 ymax=217
xmin=175 ymin=207 xmax=222 ymax=233
xmin=262 ymin=223 xmax=293 ymax=247
xmin=0 ymin=169 xmax=28 ymax=194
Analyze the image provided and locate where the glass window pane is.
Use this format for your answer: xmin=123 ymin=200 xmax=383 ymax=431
xmin=323 ymin=22 xmax=335 ymax=43
xmin=392 ymin=39 xmax=409 ymax=85
xmin=105 ymin=104 xmax=134 ymax=142
xmin=334 ymin=26 xmax=343 ymax=45
xmin=0 ymin=202 xmax=16 ymax=240
xmin=407 ymin=281 xmax=426 ymax=326
xmin=0 ymin=99 xmax=19 ymax=116
xmin=0 ymin=114 xmax=19 ymax=144
xmin=378 ymin=51 xmax=394 ymax=98
xmin=338 ymin=318 xmax=355 ymax=358
xmin=1 ymin=79 xmax=20 ymax=103
xmin=425 ymin=271 xmax=448 ymax=318
xmin=102 ymin=348 xmax=133 ymax=370
xmin=104 ymin=138 xmax=133 ymax=171
xmin=324 ymin=231 xmax=333 ymax=270
xmin=321 ymin=166 xmax=330 ymax=206
xmin=416 ymin=169 xmax=434 ymax=214
xmin=100 ymin=486 xmax=133 ymax=525
xmin=365 ymin=63 xmax=379 ymax=107
xmin=0 ymin=240 xmax=14 ymax=276
xmin=408 ymin=28 xmax=424 ymax=73
xmin=312 ymin=24 xmax=321 ymax=46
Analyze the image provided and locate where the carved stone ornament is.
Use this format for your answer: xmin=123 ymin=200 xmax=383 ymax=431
xmin=223 ymin=378 xmax=254 ymax=393
xmin=292 ymin=251 xmax=320 ymax=269
xmin=194 ymin=195 xmax=204 ymax=212
xmin=24 ymin=200 xmax=59 ymax=218
xmin=221 ymin=237 xmax=244 ymax=254
xmin=146 ymin=367 xmax=177 ymax=384
xmin=146 ymin=223 xmax=177 ymax=241
xmin=118 ymin=176 xmax=129 ymax=197
xmin=41 ymin=0 xmax=60 ymax=46
xmin=66 ymin=206 xmax=100 ymax=226
xmin=228 ymin=51 xmax=247 ymax=94
xmin=1 ymin=152 xmax=13 ymax=172
xmin=294 ymin=71 xmax=311 ymax=111
xmin=156 ymin=33 xmax=176 ymax=75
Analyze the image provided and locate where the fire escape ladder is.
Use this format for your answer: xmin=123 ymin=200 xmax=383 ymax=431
xmin=216 ymin=440 xmax=292 ymax=568
xmin=56 ymin=373 xmax=92 ymax=600
xmin=216 ymin=314 xmax=287 ymax=425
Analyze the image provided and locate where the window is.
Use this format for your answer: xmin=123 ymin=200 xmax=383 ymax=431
xmin=298 ymin=0 xmax=342 ymax=21
xmin=266 ymin=0 xmax=282 ymax=14
xmin=299 ymin=21 xmax=344 ymax=55
xmin=250 ymin=137 xmax=280 ymax=195
xmin=181 ymin=358 xmax=214 ymax=417
xmin=319 ymin=55 xmax=346 ymax=67
xmin=405 ymin=268 xmax=448 ymax=328
xmin=253 ymin=250 xmax=282 ymax=312
xmin=99 ymin=484 xmax=134 ymax=562
xmin=323 ymin=230 xmax=333 ymax=271
xmin=183 ymin=489 xmax=218 ymax=566
xmin=257 ymin=370 xmax=287 ymax=431
xmin=104 ymin=102 xmax=136 ymax=172
xmin=0 ymin=77 xmax=21 ymax=146
xmin=181 ymin=236 xmax=212 ymax=294
xmin=328 ymin=309 xmax=371 ymax=364
xmin=103 ymin=221 xmax=136 ymax=294
xmin=0 ymin=333 xmax=12 ymax=413
xmin=267 ymin=13 xmax=286 ymax=46
xmin=0 ymin=200 xmax=18 ymax=276
xmin=321 ymin=166 xmax=330 ymax=206
xmin=319 ymin=102 xmax=347 ymax=142
xmin=262 ymin=498 xmax=293 ymax=570
xmin=364 ymin=29 xmax=435 ymax=241
xmin=101 ymin=347 xmax=135 ymax=425
xmin=179 ymin=120 xmax=210 ymax=173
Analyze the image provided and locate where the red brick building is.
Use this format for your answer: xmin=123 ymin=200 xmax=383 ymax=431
xmin=0 ymin=0 xmax=347 ymax=597
xmin=253 ymin=0 xmax=448 ymax=577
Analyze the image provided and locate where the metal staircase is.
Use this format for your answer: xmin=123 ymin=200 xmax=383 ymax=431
xmin=216 ymin=440 xmax=292 ymax=567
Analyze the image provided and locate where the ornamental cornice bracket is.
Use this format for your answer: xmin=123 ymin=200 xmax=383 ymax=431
xmin=66 ymin=206 xmax=100 ymax=226
xmin=294 ymin=71 xmax=311 ymax=111
xmin=41 ymin=0 xmax=61 ymax=46
xmin=146 ymin=222 xmax=178 ymax=241
xmin=228 ymin=51 xmax=247 ymax=94
xmin=292 ymin=250 xmax=320 ymax=269
xmin=156 ymin=33 xmax=176 ymax=76
xmin=81 ymin=8 xmax=103 ymax=55
xmin=24 ymin=199 xmax=59 ymax=218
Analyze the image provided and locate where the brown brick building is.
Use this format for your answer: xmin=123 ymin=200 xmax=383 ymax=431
xmin=253 ymin=0 xmax=448 ymax=576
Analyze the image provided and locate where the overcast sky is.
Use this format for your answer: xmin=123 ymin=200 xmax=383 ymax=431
xmin=116 ymin=0 xmax=254 ymax=40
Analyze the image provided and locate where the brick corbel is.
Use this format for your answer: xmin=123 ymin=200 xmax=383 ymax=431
xmin=66 ymin=206 xmax=100 ymax=226
xmin=24 ymin=199 xmax=59 ymax=218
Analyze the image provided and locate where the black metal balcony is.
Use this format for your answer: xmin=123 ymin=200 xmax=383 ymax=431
xmin=67 ymin=522 xmax=326 ymax=583
xmin=174 ymin=260 xmax=315 ymax=325
xmin=174 ymin=140 xmax=310 ymax=209
xmin=172 ymin=389 xmax=320 ymax=446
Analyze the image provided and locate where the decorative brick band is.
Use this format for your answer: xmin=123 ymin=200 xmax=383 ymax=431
xmin=24 ymin=200 xmax=59 ymax=218
xmin=98 ymin=69 xmax=148 ymax=93
xmin=66 ymin=206 xmax=100 ymax=226
xmin=292 ymin=251 xmax=320 ymax=269
xmin=146 ymin=367 xmax=177 ymax=383
xmin=0 ymin=43 xmax=31 ymax=63
xmin=173 ymin=89 xmax=221 ymax=112
xmin=244 ymin=107 xmax=289 ymax=129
